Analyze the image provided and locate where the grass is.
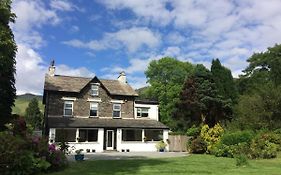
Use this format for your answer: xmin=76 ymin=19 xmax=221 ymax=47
xmin=12 ymin=98 xmax=44 ymax=116
xmin=47 ymin=154 xmax=281 ymax=175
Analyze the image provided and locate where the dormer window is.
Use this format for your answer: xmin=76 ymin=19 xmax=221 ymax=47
xmin=91 ymin=84 xmax=99 ymax=96
xmin=113 ymin=103 xmax=121 ymax=118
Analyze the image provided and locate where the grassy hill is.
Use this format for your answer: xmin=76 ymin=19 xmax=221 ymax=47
xmin=12 ymin=93 xmax=44 ymax=116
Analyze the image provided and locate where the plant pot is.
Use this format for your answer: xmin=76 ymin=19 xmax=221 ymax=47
xmin=75 ymin=154 xmax=84 ymax=161
xmin=159 ymin=148 xmax=165 ymax=152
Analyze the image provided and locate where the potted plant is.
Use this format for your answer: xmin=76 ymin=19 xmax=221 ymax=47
xmin=74 ymin=149 xmax=84 ymax=161
xmin=156 ymin=140 xmax=167 ymax=152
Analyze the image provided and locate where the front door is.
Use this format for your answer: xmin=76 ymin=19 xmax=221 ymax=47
xmin=106 ymin=130 xmax=114 ymax=150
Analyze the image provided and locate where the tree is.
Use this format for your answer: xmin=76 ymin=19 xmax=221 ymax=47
xmin=25 ymin=98 xmax=43 ymax=129
xmin=0 ymin=0 xmax=17 ymax=130
xmin=173 ymin=65 xmax=232 ymax=131
xmin=145 ymin=57 xmax=194 ymax=127
xmin=211 ymin=59 xmax=238 ymax=103
xmin=231 ymin=84 xmax=281 ymax=131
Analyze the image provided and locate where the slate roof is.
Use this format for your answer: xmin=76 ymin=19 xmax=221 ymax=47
xmin=48 ymin=117 xmax=169 ymax=129
xmin=44 ymin=75 xmax=138 ymax=96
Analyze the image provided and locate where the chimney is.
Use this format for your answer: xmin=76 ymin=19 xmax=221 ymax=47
xmin=117 ymin=71 xmax=127 ymax=83
xmin=48 ymin=60 xmax=55 ymax=76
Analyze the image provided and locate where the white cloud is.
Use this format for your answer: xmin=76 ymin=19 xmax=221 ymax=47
xmin=98 ymin=0 xmax=281 ymax=77
xmin=69 ymin=25 xmax=80 ymax=33
xmin=56 ymin=65 xmax=95 ymax=77
xmin=163 ymin=47 xmax=181 ymax=57
xmin=166 ymin=32 xmax=185 ymax=44
xmin=12 ymin=0 xmax=59 ymax=32
xmin=100 ymin=0 xmax=172 ymax=26
xmin=63 ymin=27 xmax=161 ymax=52
xmin=12 ymin=0 xmax=93 ymax=94
xmin=50 ymin=0 xmax=75 ymax=11
xmin=15 ymin=44 xmax=47 ymax=95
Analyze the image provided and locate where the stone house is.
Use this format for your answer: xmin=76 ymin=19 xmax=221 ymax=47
xmin=43 ymin=63 xmax=169 ymax=153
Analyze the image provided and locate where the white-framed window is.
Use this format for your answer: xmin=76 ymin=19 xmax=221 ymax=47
xmin=90 ymin=102 xmax=98 ymax=117
xmin=55 ymin=129 xmax=76 ymax=142
xmin=78 ymin=129 xmax=98 ymax=142
xmin=144 ymin=129 xmax=163 ymax=141
xmin=113 ymin=103 xmax=121 ymax=118
xmin=137 ymin=107 xmax=149 ymax=118
xmin=122 ymin=129 xmax=142 ymax=141
xmin=91 ymin=84 xmax=99 ymax=96
xmin=64 ymin=100 xmax=73 ymax=116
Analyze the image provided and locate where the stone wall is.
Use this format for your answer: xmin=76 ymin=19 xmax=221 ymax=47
xmin=47 ymin=79 xmax=135 ymax=119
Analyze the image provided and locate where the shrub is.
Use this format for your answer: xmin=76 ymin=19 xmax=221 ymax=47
xmin=221 ymin=130 xmax=254 ymax=146
xmin=186 ymin=125 xmax=201 ymax=137
xmin=0 ymin=117 xmax=67 ymax=174
xmin=212 ymin=143 xmax=235 ymax=158
xmin=235 ymin=154 xmax=249 ymax=167
xmin=200 ymin=124 xmax=224 ymax=153
xmin=189 ymin=137 xmax=207 ymax=154
xmin=250 ymin=133 xmax=279 ymax=159
xmin=213 ymin=142 xmax=250 ymax=158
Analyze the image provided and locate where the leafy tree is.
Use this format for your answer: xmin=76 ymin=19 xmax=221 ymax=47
xmin=230 ymin=84 xmax=281 ymax=131
xmin=0 ymin=0 xmax=17 ymax=130
xmin=238 ymin=44 xmax=281 ymax=95
xmin=244 ymin=44 xmax=281 ymax=86
xmin=145 ymin=57 xmax=194 ymax=126
xmin=173 ymin=65 xmax=232 ymax=131
xmin=25 ymin=98 xmax=43 ymax=129
xmin=211 ymin=59 xmax=238 ymax=103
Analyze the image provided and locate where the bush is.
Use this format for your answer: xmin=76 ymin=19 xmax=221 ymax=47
xmin=186 ymin=125 xmax=201 ymax=137
xmin=0 ymin=117 xmax=67 ymax=174
xmin=212 ymin=143 xmax=235 ymax=158
xmin=188 ymin=137 xmax=207 ymax=154
xmin=212 ymin=142 xmax=250 ymax=158
xmin=235 ymin=154 xmax=249 ymax=167
xmin=221 ymin=130 xmax=255 ymax=146
xmin=200 ymin=124 xmax=224 ymax=153
xmin=249 ymin=133 xmax=279 ymax=159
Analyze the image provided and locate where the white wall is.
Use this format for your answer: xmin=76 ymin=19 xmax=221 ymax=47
xmin=134 ymin=103 xmax=159 ymax=121
xmin=49 ymin=128 xmax=104 ymax=153
xmin=116 ymin=128 xmax=169 ymax=152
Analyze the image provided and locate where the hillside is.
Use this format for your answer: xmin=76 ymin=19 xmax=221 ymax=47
xmin=12 ymin=93 xmax=44 ymax=116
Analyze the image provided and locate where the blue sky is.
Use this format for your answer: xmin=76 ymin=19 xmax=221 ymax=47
xmin=11 ymin=0 xmax=281 ymax=94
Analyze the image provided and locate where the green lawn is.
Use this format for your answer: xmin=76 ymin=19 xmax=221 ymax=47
xmin=47 ymin=154 xmax=281 ymax=175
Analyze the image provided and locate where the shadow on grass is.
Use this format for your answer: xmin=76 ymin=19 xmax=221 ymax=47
xmin=51 ymin=158 xmax=169 ymax=175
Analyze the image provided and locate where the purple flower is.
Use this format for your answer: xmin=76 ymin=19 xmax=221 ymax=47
xmin=49 ymin=144 xmax=56 ymax=152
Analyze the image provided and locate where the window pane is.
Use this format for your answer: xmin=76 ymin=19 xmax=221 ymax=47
xmin=65 ymin=104 xmax=72 ymax=108
xmin=90 ymin=103 xmax=98 ymax=117
xmin=91 ymin=85 xmax=98 ymax=95
xmin=90 ymin=103 xmax=98 ymax=109
xmin=88 ymin=130 xmax=98 ymax=142
xmin=64 ymin=109 xmax=72 ymax=116
xmin=113 ymin=104 xmax=121 ymax=110
xmin=79 ymin=129 xmax=87 ymax=142
xmin=113 ymin=111 xmax=120 ymax=118
xmin=122 ymin=129 xmax=142 ymax=141
xmin=136 ymin=107 xmax=149 ymax=117
xmin=55 ymin=129 xmax=76 ymax=142
xmin=142 ymin=112 xmax=148 ymax=117
xmin=145 ymin=129 xmax=163 ymax=141
xmin=90 ymin=109 xmax=97 ymax=117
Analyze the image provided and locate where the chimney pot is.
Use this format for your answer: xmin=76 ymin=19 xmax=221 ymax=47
xmin=117 ymin=71 xmax=127 ymax=83
xmin=48 ymin=60 xmax=55 ymax=76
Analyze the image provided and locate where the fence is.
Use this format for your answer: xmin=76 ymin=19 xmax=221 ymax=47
xmin=168 ymin=135 xmax=190 ymax=152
